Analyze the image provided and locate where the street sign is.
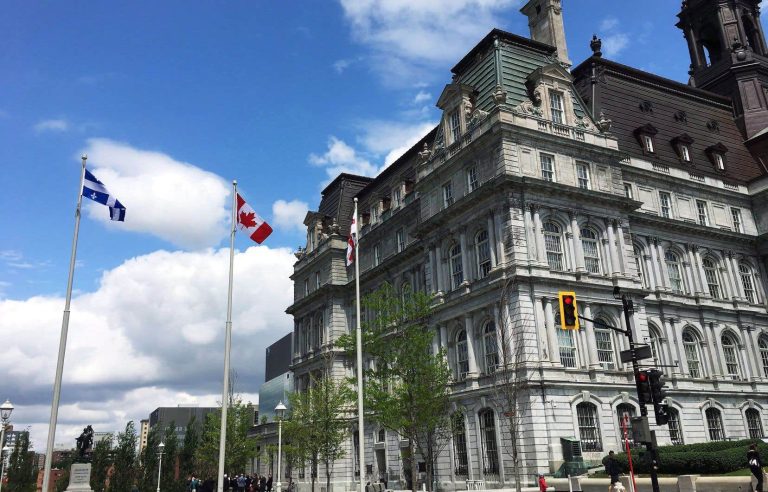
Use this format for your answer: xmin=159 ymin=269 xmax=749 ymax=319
xmin=620 ymin=344 xmax=653 ymax=363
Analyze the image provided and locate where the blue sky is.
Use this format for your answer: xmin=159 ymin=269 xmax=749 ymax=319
xmin=0 ymin=1 xmax=690 ymax=449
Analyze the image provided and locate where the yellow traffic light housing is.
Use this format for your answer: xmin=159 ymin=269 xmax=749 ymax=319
xmin=558 ymin=292 xmax=579 ymax=330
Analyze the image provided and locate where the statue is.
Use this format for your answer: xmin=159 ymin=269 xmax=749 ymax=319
xmin=75 ymin=425 xmax=94 ymax=459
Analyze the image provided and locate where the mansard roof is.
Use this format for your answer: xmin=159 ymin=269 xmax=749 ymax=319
xmin=572 ymin=56 xmax=765 ymax=183
xmin=318 ymin=173 xmax=372 ymax=234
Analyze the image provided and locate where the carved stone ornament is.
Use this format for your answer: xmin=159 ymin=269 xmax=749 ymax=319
xmin=418 ymin=142 xmax=432 ymax=163
xmin=513 ymin=88 xmax=543 ymax=117
xmin=294 ymin=247 xmax=306 ymax=259
xmin=492 ymin=84 xmax=508 ymax=105
xmin=574 ymin=116 xmax=592 ymax=130
xmin=467 ymin=107 xmax=489 ymax=129
xmin=596 ymin=111 xmax=612 ymax=132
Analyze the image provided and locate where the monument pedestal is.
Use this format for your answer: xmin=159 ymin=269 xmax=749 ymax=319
xmin=66 ymin=463 xmax=93 ymax=492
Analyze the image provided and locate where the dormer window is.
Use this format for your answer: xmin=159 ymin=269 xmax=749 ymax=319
xmin=392 ymin=187 xmax=401 ymax=208
xmin=381 ymin=196 xmax=391 ymax=212
xmin=549 ymin=90 xmax=565 ymax=124
xmin=705 ymin=142 xmax=728 ymax=172
xmin=681 ymin=145 xmax=691 ymax=162
xmin=643 ymin=135 xmax=655 ymax=153
xmin=370 ymin=205 xmax=379 ymax=224
xmin=634 ymin=124 xmax=658 ymax=155
xmin=404 ymin=179 xmax=414 ymax=195
xmin=449 ymin=110 xmax=461 ymax=143
xmin=671 ymin=134 xmax=694 ymax=163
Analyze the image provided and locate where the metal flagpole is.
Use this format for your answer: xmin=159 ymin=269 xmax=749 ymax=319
xmin=353 ymin=198 xmax=365 ymax=492
xmin=41 ymin=155 xmax=88 ymax=492
xmin=217 ymin=180 xmax=237 ymax=492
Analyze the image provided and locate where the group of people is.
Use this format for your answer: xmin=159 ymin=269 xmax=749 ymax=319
xmin=186 ymin=473 xmax=276 ymax=492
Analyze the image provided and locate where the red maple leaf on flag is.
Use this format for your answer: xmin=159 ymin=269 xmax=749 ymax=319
xmin=239 ymin=211 xmax=257 ymax=228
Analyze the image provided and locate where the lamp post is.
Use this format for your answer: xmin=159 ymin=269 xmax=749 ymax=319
xmin=275 ymin=401 xmax=286 ymax=492
xmin=0 ymin=399 xmax=13 ymax=492
xmin=156 ymin=441 xmax=165 ymax=492
xmin=0 ymin=446 xmax=9 ymax=492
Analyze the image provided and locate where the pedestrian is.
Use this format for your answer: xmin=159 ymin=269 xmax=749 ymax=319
xmin=538 ymin=474 xmax=547 ymax=492
xmin=602 ymin=451 xmax=620 ymax=492
xmin=267 ymin=474 xmax=273 ymax=492
xmin=749 ymin=443 xmax=764 ymax=492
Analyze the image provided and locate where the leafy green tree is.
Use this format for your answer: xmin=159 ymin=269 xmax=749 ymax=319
xmin=195 ymin=398 xmax=258 ymax=479
xmin=139 ymin=427 xmax=160 ymax=492
xmin=90 ymin=435 xmax=114 ymax=492
xmin=109 ymin=421 xmax=138 ymax=492
xmin=179 ymin=416 xmax=200 ymax=481
xmin=339 ymin=283 xmax=452 ymax=492
xmin=160 ymin=423 xmax=181 ymax=492
xmin=5 ymin=431 xmax=36 ymax=492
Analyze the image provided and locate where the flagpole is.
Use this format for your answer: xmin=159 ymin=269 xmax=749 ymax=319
xmin=353 ymin=198 xmax=365 ymax=492
xmin=217 ymin=180 xmax=237 ymax=492
xmin=41 ymin=155 xmax=88 ymax=492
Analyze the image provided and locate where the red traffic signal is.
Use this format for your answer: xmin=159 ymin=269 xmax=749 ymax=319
xmin=558 ymin=292 xmax=579 ymax=330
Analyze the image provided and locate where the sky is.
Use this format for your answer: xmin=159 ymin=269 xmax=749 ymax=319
xmin=0 ymin=0 xmax=691 ymax=451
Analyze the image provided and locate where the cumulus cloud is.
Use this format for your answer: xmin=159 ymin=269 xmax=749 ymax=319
xmin=272 ymin=199 xmax=309 ymax=233
xmin=309 ymin=136 xmax=379 ymax=181
xmin=82 ymin=139 xmax=230 ymax=250
xmin=34 ymin=119 xmax=69 ymax=133
xmin=333 ymin=59 xmax=354 ymax=73
xmin=598 ymin=17 xmax=630 ymax=58
xmin=413 ymin=91 xmax=432 ymax=104
xmin=358 ymin=120 xmax=436 ymax=167
xmin=339 ymin=0 xmax=517 ymax=86
xmin=0 ymin=245 xmax=295 ymax=450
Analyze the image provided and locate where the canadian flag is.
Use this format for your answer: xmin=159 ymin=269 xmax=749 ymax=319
xmin=236 ymin=193 xmax=273 ymax=244
xmin=346 ymin=203 xmax=357 ymax=266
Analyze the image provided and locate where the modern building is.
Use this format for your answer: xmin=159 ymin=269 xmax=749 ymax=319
xmin=148 ymin=405 xmax=218 ymax=444
xmin=286 ymin=0 xmax=768 ymax=490
xmin=139 ymin=419 xmax=149 ymax=455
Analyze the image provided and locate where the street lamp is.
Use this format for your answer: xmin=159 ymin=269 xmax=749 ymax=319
xmin=0 ymin=399 xmax=13 ymax=492
xmin=275 ymin=401 xmax=287 ymax=492
xmin=156 ymin=441 xmax=165 ymax=492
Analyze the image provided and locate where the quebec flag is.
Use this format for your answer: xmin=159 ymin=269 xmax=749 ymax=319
xmin=82 ymin=169 xmax=126 ymax=222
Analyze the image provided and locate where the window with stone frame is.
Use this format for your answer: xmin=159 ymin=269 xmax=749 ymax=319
xmin=706 ymin=143 xmax=728 ymax=172
xmin=452 ymin=413 xmax=469 ymax=476
xmin=540 ymin=153 xmax=556 ymax=182
xmin=746 ymin=408 xmax=764 ymax=439
xmin=482 ymin=320 xmax=499 ymax=374
xmin=696 ymin=200 xmax=709 ymax=226
xmin=616 ymin=404 xmax=639 ymax=447
xmin=739 ymin=262 xmax=758 ymax=304
xmin=731 ymin=208 xmax=743 ymax=233
xmin=450 ymin=243 xmax=463 ymax=289
xmin=479 ymin=409 xmax=500 ymax=475
xmin=576 ymin=402 xmax=603 ymax=452
xmin=449 ymin=109 xmax=461 ymax=143
xmin=648 ymin=326 xmax=663 ymax=367
xmin=543 ymin=221 xmax=564 ymax=270
xmin=314 ymin=313 xmax=324 ymax=348
xmin=396 ymin=228 xmax=405 ymax=253
xmin=665 ymin=250 xmax=685 ymax=294
xmin=467 ymin=166 xmax=479 ymax=193
xmin=721 ymin=333 xmax=741 ymax=379
xmin=374 ymin=244 xmax=381 ymax=267
xmin=557 ymin=326 xmax=577 ymax=368
xmin=659 ymin=192 xmax=672 ymax=218
xmin=581 ymin=228 xmax=601 ymax=274
xmin=634 ymin=245 xmax=647 ymax=288
xmin=549 ymin=90 xmax=565 ymax=124
xmin=683 ymin=329 xmax=703 ymax=378
xmin=760 ymin=337 xmax=768 ymax=378
xmin=576 ymin=162 xmax=591 ymax=189
xmin=702 ymin=258 xmax=722 ymax=299
xmin=476 ymin=230 xmax=492 ymax=278
xmin=667 ymin=408 xmax=684 ymax=445
xmin=706 ymin=408 xmax=725 ymax=441
xmin=624 ymin=183 xmax=634 ymax=199
xmin=392 ymin=186 xmax=402 ymax=208
xmin=594 ymin=319 xmax=615 ymax=370
xmin=455 ymin=330 xmax=469 ymax=380
xmin=443 ymin=181 xmax=454 ymax=208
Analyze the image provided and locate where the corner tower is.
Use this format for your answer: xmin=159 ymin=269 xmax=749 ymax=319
xmin=520 ymin=0 xmax=572 ymax=67
xmin=677 ymin=0 xmax=768 ymax=138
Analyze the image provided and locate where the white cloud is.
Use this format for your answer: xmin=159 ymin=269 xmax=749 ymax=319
xmin=358 ymin=120 xmax=437 ymax=167
xmin=309 ymin=136 xmax=379 ymax=181
xmin=600 ymin=17 xmax=619 ymax=31
xmin=34 ymin=119 xmax=69 ymax=133
xmin=339 ymin=0 xmax=517 ymax=86
xmin=82 ymin=138 xmax=230 ymax=250
xmin=602 ymin=33 xmax=629 ymax=58
xmin=413 ymin=91 xmax=432 ymax=104
xmin=272 ymin=199 xmax=309 ymax=233
xmin=0 ymin=245 xmax=295 ymax=451
xmin=333 ymin=59 xmax=353 ymax=73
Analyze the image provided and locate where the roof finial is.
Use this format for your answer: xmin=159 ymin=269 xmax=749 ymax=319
xmin=590 ymin=35 xmax=602 ymax=58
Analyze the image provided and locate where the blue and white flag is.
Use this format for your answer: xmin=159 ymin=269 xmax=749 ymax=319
xmin=82 ymin=169 xmax=126 ymax=222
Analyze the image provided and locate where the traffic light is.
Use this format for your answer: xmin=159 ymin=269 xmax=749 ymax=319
xmin=648 ymin=369 xmax=670 ymax=425
xmin=635 ymin=370 xmax=653 ymax=404
xmin=558 ymin=292 xmax=579 ymax=330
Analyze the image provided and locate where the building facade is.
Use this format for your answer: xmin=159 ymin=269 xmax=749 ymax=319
xmin=148 ymin=405 xmax=218 ymax=444
xmin=286 ymin=0 xmax=768 ymax=490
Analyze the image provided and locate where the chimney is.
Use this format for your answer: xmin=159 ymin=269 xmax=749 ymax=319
xmin=520 ymin=0 xmax=572 ymax=67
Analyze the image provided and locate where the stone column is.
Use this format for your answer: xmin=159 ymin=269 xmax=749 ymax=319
xmin=601 ymin=231 xmax=612 ymax=275
xmin=688 ymin=245 xmax=705 ymax=295
xmin=682 ymin=256 xmax=696 ymax=296
xmin=566 ymin=229 xmax=576 ymax=272
xmin=649 ymin=238 xmax=663 ymax=291
xmin=429 ymin=246 xmax=438 ymax=294
xmin=532 ymin=204 xmax=547 ymax=266
xmin=615 ymin=219 xmax=628 ymax=275
xmin=656 ymin=239 xmax=671 ymax=290
xmin=543 ymin=298 xmax=561 ymax=366
xmin=464 ymin=314 xmax=479 ymax=377
xmin=644 ymin=252 xmax=657 ymax=290
xmin=523 ymin=202 xmax=536 ymax=262
xmin=494 ymin=206 xmax=505 ymax=266
xmin=606 ymin=219 xmax=621 ymax=276
xmin=738 ymin=339 xmax=754 ymax=380
xmin=583 ymin=303 xmax=601 ymax=369
xmin=663 ymin=318 xmax=685 ymax=376
xmin=487 ymin=213 xmax=498 ymax=268
xmin=460 ymin=228 xmax=471 ymax=283
xmin=708 ymin=322 xmax=726 ymax=379
xmin=721 ymin=256 xmax=735 ymax=299
xmin=748 ymin=326 xmax=766 ymax=380
xmin=729 ymin=252 xmax=746 ymax=299
xmin=571 ymin=213 xmax=585 ymax=272
xmin=432 ymin=327 xmax=441 ymax=356
xmin=493 ymin=303 xmax=508 ymax=361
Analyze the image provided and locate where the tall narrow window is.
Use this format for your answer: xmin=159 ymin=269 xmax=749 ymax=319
xmin=760 ymin=337 xmax=768 ymax=378
xmin=659 ymin=192 xmax=672 ymax=218
xmin=624 ymin=183 xmax=634 ymax=199
xmin=696 ymin=200 xmax=709 ymax=226
xmin=706 ymin=408 xmax=725 ymax=441
xmin=479 ymin=409 xmax=500 ymax=474
xmin=643 ymin=135 xmax=655 ymax=153
xmin=550 ymin=91 xmax=564 ymax=124
xmin=396 ymin=229 xmax=405 ymax=253
xmin=315 ymin=313 xmax=324 ymax=348
xmin=581 ymin=228 xmax=601 ymax=274
xmin=392 ymin=187 xmax=402 ymax=208
xmin=714 ymin=153 xmax=726 ymax=171
xmin=482 ymin=321 xmax=498 ymax=374
xmin=450 ymin=110 xmax=461 ymax=143
xmin=576 ymin=163 xmax=591 ymax=190
xmin=683 ymin=330 xmax=702 ymax=378
xmin=456 ymin=330 xmax=469 ymax=380
xmin=543 ymin=222 xmax=564 ymax=270
xmin=443 ymin=182 xmax=454 ymax=208
xmin=370 ymin=205 xmax=379 ymax=224
xmin=702 ymin=258 xmax=721 ymax=299
xmin=467 ymin=166 xmax=478 ymax=193
xmin=576 ymin=402 xmax=602 ymax=452
xmin=315 ymin=271 xmax=321 ymax=290
xmin=540 ymin=153 xmax=555 ymax=182
xmin=452 ymin=413 xmax=468 ymax=476
xmin=739 ymin=262 xmax=757 ymax=303
xmin=616 ymin=404 xmax=638 ymax=447
xmin=634 ymin=245 xmax=647 ymax=287
xmin=731 ymin=208 xmax=743 ymax=233
xmin=680 ymin=144 xmax=691 ymax=162
xmin=373 ymin=244 xmax=381 ymax=267
xmin=668 ymin=408 xmax=684 ymax=445
xmin=476 ymin=230 xmax=492 ymax=278
xmin=746 ymin=409 xmax=764 ymax=439
xmin=304 ymin=279 xmax=309 ymax=296
xmin=665 ymin=251 xmax=685 ymax=294
xmin=594 ymin=320 xmax=615 ymax=370
xmin=450 ymin=244 xmax=463 ymax=289
xmin=557 ymin=328 xmax=577 ymax=368
xmin=649 ymin=328 xmax=662 ymax=366
xmin=721 ymin=333 xmax=740 ymax=379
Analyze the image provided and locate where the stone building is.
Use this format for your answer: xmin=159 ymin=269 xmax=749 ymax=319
xmin=285 ymin=0 xmax=768 ymax=490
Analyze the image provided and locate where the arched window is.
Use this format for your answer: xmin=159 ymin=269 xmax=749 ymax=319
xmin=739 ymin=262 xmax=758 ymax=304
xmin=576 ymin=402 xmax=602 ymax=451
xmin=706 ymin=407 xmax=725 ymax=441
xmin=616 ymin=404 xmax=638 ymax=447
xmin=476 ymin=230 xmax=492 ymax=279
xmin=702 ymin=258 xmax=722 ymax=299
xmin=721 ymin=332 xmax=741 ymax=379
xmin=451 ymin=413 xmax=468 ymax=477
xmin=479 ymin=409 xmax=499 ymax=474
xmin=665 ymin=250 xmax=685 ymax=294
xmin=557 ymin=326 xmax=577 ymax=368
xmin=543 ymin=222 xmax=564 ymax=271
xmin=315 ymin=313 xmax=324 ymax=349
xmin=683 ymin=330 xmax=703 ymax=378
xmin=482 ymin=321 xmax=499 ymax=374
xmin=580 ymin=228 xmax=601 ymax=274
xmin=759 ymin=337 xmax=768 ymax=378
xmin=667 ymin=408 xmax=683 ymax=445
xmin=648 ymin=326 xmax=663 ymax=366
xmin=594 ymin=318 xmax=615 ymax=370
xmin=456 ymin=330 xmax=469 ymax=380
xmin=450 ymin=244 xmax=463 ymax=289
xmin=746 ymin=408 xmax=764 ymax=439
xmin=634 ymin=244 xmax=647 ymax=288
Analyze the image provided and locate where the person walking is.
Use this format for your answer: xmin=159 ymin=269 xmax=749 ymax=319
xmin=538 ymin=474 xmax=547 ymax=492
xmin=602 ymin=451 xmax=620 ymax=492
xmin=749 ymin=444 xmax=764 ymax=492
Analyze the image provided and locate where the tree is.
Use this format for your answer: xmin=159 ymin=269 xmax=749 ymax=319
xmin=5 ymin=431 xmax=36 ymax=492
xmin=339 ymin=283 xmax=453 ymax=492
xmin=160 ymin=423 xmax=181 ymax=492
xmin=179 ymin=416 xmax=200 ymax=481
xmin=109 ymin=421 xmax=138 ymax=492
xmin=284 ymin=353 xmax=353 ymax=492
xmin=139 ymin=427 xmax=161 ymax=492
xmin=196 ymin=398 xmax=258 ymax=479
xmin=90 ymin=435 xmax=114 ymax=492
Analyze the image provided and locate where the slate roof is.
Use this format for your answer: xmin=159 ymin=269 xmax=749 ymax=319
xmin=318 ymin=173 xmax=372 ymax=234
